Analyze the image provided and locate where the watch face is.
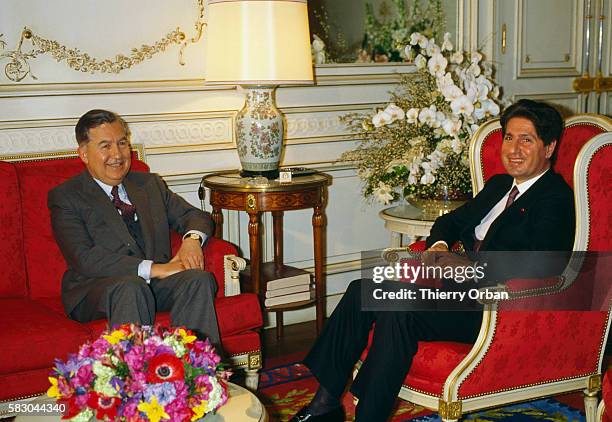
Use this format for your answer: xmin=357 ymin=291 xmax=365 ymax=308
xmin=189 ymin=233 xmax=201 ymax=240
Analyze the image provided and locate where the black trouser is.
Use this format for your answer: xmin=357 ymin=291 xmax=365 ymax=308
xmin=303 ymin=279 xmax=482 ymax=422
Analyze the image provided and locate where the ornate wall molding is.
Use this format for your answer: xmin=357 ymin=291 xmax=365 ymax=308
xmin=0 ymin=1 xmax=204 ymax=82
xmin=0 ymin=103 xmax=384 ymax=156
xmin=0 ymin=112 xmax=236 ymax=155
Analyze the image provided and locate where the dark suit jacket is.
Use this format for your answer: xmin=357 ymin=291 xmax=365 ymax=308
xmin=48 ymin=170 xmax=214 ymax=314
xmin=425 ymin=170 xmax=575 ymax=283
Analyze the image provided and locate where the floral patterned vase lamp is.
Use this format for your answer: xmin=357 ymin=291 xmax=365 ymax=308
xmin=205 ymin=0 xmax=314 ymax=179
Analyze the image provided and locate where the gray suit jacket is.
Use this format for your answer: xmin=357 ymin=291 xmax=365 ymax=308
xmin=48 ymin=170 xmax=214 ymax=314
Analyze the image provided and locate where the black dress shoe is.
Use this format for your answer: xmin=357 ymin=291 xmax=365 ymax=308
xmin=289 ymin=406 xmax=344 ymax=422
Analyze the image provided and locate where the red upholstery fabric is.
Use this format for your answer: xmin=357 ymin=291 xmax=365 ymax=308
xmin=0 ymin=299 xmax=91 ymax=375
xmin=221 ymin=331 xmax=263 ymax=357
xmin=480 ymin=128 xmax=505 ymax=182
xmin=586 ymin=146 xmax=612 ymax=251
xmin=216 ymin=293 xmax=263 ymax=336
xmin=555 ymin=124 xmax=604 ymax=188
xmin=0 ymin=368 xmax=56 ymax=402
xmin=457 ymin=311 xmax=606 ymax=398
xmin=204 ymin=237 xmax=236 ymax=297
xmin=0 ymin=162 xmax=27 ymax=298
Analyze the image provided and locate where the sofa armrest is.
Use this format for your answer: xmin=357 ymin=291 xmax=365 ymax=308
xmin=224 ymin=255 xmax=247 ymax=296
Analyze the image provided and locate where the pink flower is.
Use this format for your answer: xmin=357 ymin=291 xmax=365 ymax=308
xmin=73 ymin=364 xmax=94 ymax=388
xmin=124 ymin=346 xmax=145 ymax=372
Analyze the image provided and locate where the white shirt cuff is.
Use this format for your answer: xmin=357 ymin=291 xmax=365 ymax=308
xmin=430 ymin=240 xmax=449 ymax=249
xmin=138 ymin=260 xmax=153 ymax=284
xmin=183 ymin=230 xmax=207 ymax=246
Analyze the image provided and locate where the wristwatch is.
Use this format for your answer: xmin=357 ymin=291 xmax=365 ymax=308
xmin=187 ymin=233 xmax=202 ymax=242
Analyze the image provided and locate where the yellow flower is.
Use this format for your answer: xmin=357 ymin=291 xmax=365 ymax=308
xmin=138 ymin=397 xmax=170 ymax=422
xmin=47 ymin=377 xmax=61 ymax=398
xmin=178 ymin=328 xmax=197 ymax=344
xmin=103 ymin=329 xmax=127 ymax=345
xmin=191 ymin=401 xmax=209 ymax=421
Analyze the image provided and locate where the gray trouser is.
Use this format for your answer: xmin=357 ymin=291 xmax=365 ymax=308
xmin=69 ymin=269 xmax=221 ymax=350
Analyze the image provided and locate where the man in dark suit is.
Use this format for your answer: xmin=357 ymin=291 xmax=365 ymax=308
xmin=48 ymin=109 xmax=221 ymax=348
xmin=290 ymin=99 xmax=576 ymax=422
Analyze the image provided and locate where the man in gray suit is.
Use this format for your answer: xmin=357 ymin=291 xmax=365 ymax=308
xmin=48 ymin=109 xmax=221 ymax=348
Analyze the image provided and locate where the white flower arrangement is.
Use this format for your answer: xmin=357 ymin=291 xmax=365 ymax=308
xmin=341 ymin=32 xmax=503 ymax=205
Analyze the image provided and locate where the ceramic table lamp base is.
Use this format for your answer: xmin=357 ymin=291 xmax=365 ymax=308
xmin=236 ymin=86 xmax=283 ymax=179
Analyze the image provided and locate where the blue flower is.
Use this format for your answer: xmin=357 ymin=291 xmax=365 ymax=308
xmin=143 ymin=382 xmax=177 ymax=406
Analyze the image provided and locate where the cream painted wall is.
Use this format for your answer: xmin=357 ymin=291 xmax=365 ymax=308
xmin=0 ymin=1 xmax=418 ymax=328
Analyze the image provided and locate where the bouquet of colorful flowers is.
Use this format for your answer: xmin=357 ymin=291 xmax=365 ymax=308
xmin=341 ymin=32 xmax=503 ymax=205
xmin=47 ymin=324 xmax=228 ymax=422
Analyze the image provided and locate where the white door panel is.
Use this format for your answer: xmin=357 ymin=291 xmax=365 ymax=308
xmin=496 ymin=0 xmax=609 ymax=114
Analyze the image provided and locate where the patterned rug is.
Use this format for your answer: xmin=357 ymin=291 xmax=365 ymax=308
xmin=258 ymin=361 xmax=587 ymax=422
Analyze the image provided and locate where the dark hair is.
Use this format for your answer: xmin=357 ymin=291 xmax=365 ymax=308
xmin=500 ymin=99 xmax=563 ymax=147
xmin=75 ymin=109 xmax=129 ymax=145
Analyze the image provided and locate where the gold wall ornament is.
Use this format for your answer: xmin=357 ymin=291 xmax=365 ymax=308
xmin=0 ymin=0 xmax=205 ymax=83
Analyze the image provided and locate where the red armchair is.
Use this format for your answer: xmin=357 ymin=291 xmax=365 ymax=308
xmin=370 ymin=115 xmax=612 ymax=421
xmin=0 ymin=148 xmax=262 ymax=406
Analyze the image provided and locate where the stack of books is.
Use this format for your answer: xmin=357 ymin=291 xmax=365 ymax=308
xmin=242 ymin=263 xmax=314 ymax=307
xmin=264 ymin=268 xmax=313 ymax=307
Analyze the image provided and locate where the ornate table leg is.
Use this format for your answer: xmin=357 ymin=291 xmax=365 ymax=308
xmin=212 ymin=205 xmax=223 ymax=239
xmin=312 ymin=203 xmax=326 ymax=334
xmin=248 ymin=211 xmax=262 ymax=295
xmin=272 ymin=211 xmax=284 ymax=339
xmin=272 ymin=211 xmax=284 ymax=272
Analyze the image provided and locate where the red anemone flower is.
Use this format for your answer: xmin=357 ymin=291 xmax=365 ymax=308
xmin=87 ymin=392 xmax=121 ymax=420
xmin=146 ymin=353 xmax=185 ymax=384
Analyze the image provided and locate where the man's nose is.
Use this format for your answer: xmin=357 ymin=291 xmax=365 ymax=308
xmin=506 ymin=139 xmax=519 ymax=154
xmin=109 ymin=142 xmax=122 ymax=157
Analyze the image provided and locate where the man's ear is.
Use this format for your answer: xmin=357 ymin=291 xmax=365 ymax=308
xmin=77 ymin=144 xmax=88 ymax=164
xmin=545 ymin=140 xmax=557 ymax=159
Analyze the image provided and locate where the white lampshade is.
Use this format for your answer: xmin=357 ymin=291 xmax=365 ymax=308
xmin=205 ymin=0 xmax=314 ymax=85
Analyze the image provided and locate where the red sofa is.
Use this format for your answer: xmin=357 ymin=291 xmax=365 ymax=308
xmin=0 ymin=154 xmax=263 ymax=404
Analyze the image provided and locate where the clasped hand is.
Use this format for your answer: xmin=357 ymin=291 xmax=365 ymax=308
xmin=422 ymin=243 xmax=472 ymax=269
xmin=150 ymin=238 xmax=204 ymax=279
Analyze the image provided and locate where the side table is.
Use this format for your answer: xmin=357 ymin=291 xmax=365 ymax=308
xmin=379 ymin=204 xmax=436 ymax=247
xmin=202 ymin=172 xmax=331 ymax=338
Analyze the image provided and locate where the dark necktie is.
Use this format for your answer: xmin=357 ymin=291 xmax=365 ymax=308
xmin=111 ymin=185 xmax=136 ymax=222
xmin=474 ymin=186 xmax=520 ymax=252
xmin=504 ymin=185 xmax=520 ymax=210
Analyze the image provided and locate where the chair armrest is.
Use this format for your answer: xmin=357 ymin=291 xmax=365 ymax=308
xmin=224 ymin=255 xmax=247 ymax=296
xmin=171 ymin=232 xmax=244 ymax=297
